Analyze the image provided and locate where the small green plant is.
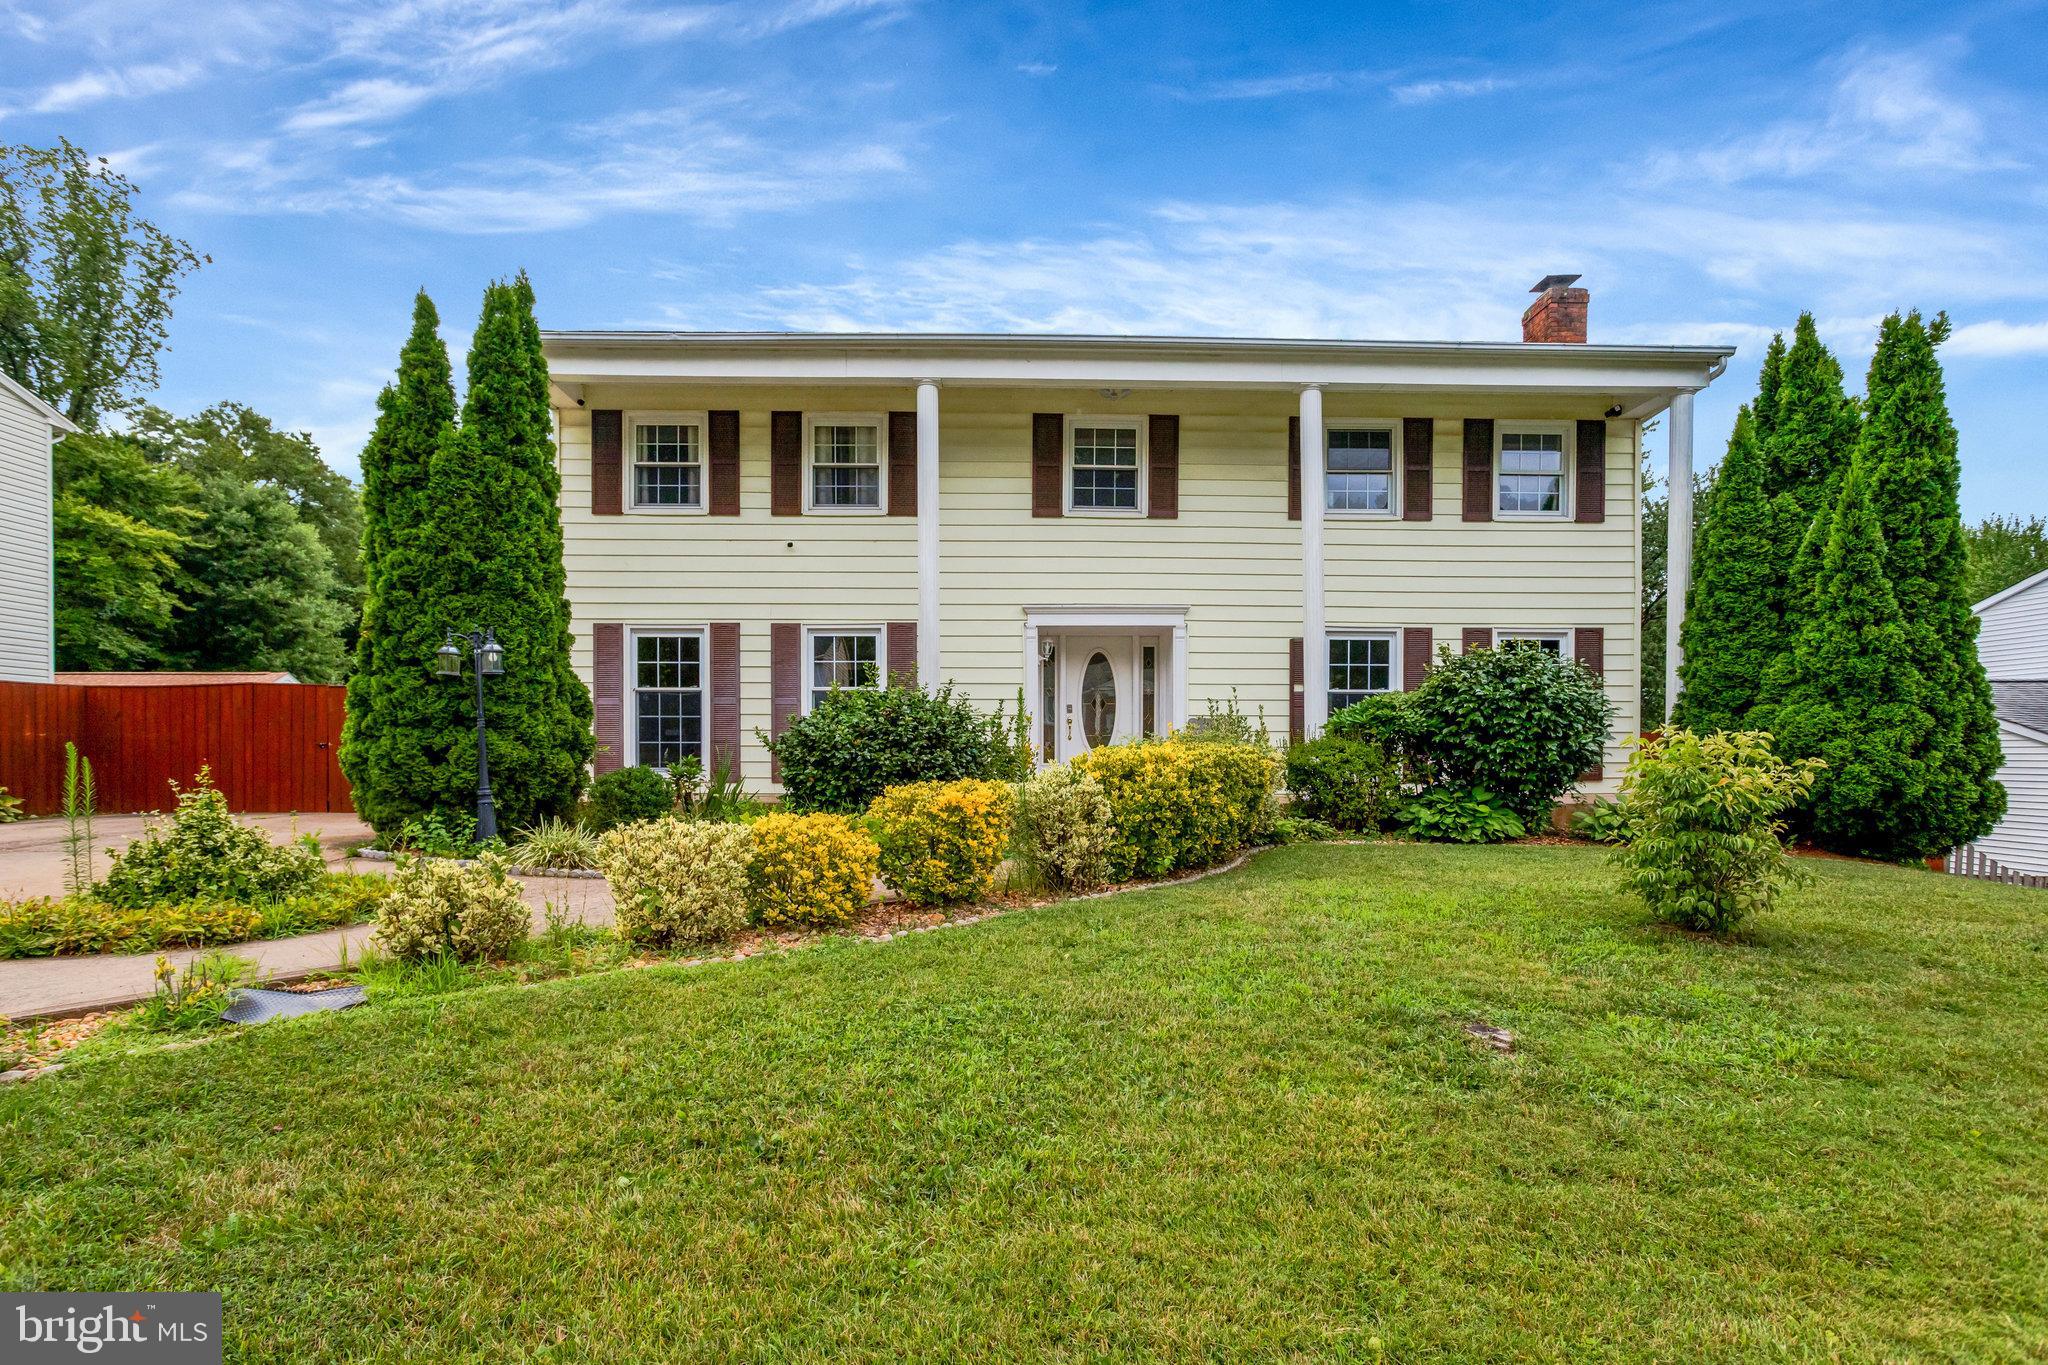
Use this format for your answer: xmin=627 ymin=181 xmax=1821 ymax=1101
xmin=1395 ymin=787 xmax=1527 ymax=843
xmin=1273 ymin=815 xmax=1343 ymax=844
xmin=1283 ymin=736 xmax=1400 ymax=831
xmin=61 ymin=743 xmax=95 ymax=895
xmin=664 ymin=753 xmax=705 ymax=812
xmin=507 ymin=817 xmax=600 ymax=870
xmin=1012 ymin=764 xmax=1115 ymax=892
xmin=135 ymin=951 xmax=256 ymax=1032
xmin=583 ymin=766 xmax=675 ymax=832
xmin=694 ymin=752 xmax=765 ymax=823
xmin=1183 ymin=690 xmax=1272 ymax=748
xmin=1570 ymin=798 xmax=1635 ymax=844
xmin=0 ymin=787 xmax=22 ymax=822
xmin=391 ymin=810 xmax=481 ymax=857
xmin=99 ymin=770 xmax=326 ymax=909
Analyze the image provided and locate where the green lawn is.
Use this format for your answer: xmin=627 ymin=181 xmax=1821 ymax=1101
xmin=4 ymin=844 xmax=2045 ymax=1361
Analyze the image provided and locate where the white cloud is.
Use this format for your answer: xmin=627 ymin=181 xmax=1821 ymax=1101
xmin=1016 ymin=61 xmax=1056 ymax=78
xmin=1389 ymin=76 xmax=1506 ymax=105
xmin=31 ymin=60 xmax=206 ymax=111
xmin=1944 ymin=319 xmax=2048 ymax=357
xmin=283 ymin=77 xmax=434 ymax=132
xmin=1186 ymin=71 xmax=1346 ymax=101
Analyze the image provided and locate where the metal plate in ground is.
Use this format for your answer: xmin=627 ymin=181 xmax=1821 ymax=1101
xmin=219 ymin=985 xmax=366 ymax=1025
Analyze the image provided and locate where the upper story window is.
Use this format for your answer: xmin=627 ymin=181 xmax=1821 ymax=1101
xmin=806 ymin=628 xmax=883 ymax=712
xmin=631 ymin=630 xmax=704 ymax=770
xmin=630 ymin=414 xmax=705 ymax=510
xmin=1328 ymin=633 xmax=1396 ymax=713
xmin=1496 ymin=426 xmax=1569 ymax=518
xmin=1326 ymin=426 xmax=1396 ymax=514
xmin=1495 ymin=630 xmax=1569 ymax=657
xmin=1068 ymin=418 xmax=1144 ymax=514
xmin=807 ymin=415 xmax=884 ymax=513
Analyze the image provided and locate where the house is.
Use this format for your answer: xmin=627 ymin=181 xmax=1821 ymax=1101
xmin=0 ymin=371 xmax=75 ymax=684
xmin=541 ymin=278 xmax=1731 ymax=793
xmin=1962 ymin=569 xmax=2048 ymax=873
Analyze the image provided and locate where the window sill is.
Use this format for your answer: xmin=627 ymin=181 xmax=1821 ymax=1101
xmin=625 ymin=503 xmax=710 ymax=516
xmin=802 ymin=505 xmax=887 ymax=517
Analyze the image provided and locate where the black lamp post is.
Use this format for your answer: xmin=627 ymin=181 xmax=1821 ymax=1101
xmin=435 ymin=627 xmax=506 ymax=840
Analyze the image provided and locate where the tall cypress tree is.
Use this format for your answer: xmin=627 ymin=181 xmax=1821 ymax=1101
xmin=423 ymin=274 xmax=593 ymax=830
xmin=1853 ymin=310 xmax=2004 ymax=854
xmin=1673 ymin=406 xmax=1777 ymax=730
xmin=340 ymin=292 xmax=464 ymax=834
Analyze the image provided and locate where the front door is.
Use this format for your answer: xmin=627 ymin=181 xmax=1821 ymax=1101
xmin=1054 ymin=633 xmax=1138 ymax=761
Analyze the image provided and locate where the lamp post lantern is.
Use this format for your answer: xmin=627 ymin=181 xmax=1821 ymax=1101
xmin=435 ymin=628 xmax=507 ymax=840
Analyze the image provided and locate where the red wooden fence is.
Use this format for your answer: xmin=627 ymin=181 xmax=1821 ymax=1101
xmin=0 ymin=681 xmax=351 ymax=816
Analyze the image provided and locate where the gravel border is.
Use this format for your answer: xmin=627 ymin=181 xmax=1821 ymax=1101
xmin=351 ymin=848 xmax=604 ymax=879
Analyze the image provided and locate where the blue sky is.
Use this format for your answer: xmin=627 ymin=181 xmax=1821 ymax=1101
xmin=4 ymin=0 xmax=2045 ymax=517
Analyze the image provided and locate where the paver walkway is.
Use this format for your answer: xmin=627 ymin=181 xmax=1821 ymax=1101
xmin=0 ymin=815 xmax=615 ymax=1020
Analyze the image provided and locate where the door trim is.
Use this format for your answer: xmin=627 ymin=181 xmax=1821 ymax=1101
xmin=1022 ymin=606 xmax=1189 ymax=762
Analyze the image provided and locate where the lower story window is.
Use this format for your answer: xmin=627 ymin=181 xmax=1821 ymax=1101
xmin=634 ymin=631 xmax=703 ymax=770
xmin=807 ymin=629 xmax=882 ymax=711
xmin=1328 ymin=634 xmax=1394 ymax=713
xmin=1496 ymin=630 xmax=1568 ymax=656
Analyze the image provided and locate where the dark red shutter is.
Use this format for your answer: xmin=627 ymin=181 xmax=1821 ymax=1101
xmin=1462 ymin=627 xmax=1492 ymax=654
xmin=770 ymin=622 xmax=800 ymax=779
xmin=1287 ymin=416 xmax=1301 ymax=521
xmin=1403 ymin=418 xmax=1433 ymax=521
xmin=593 ymin=623 xmax=625 ymax=773
xmin=1032 ymin=413 xmax=1063 ymax=517
xmin=1289 ymin=637 xmax=1305 ymax=745
xmin=1462 ymin=419 xmax=1493 ymax=522
xmin=888 ymin=410 xmax=918 ymax=517
xmin=771 ymin=411 xmax=802 ymax=516
xmin=1148 ymin=414 xmax=1179 ymax=519
xmin=887 ymin=621 xmax=917 ymax=687
xmin=1575 ymin=419 xmax=1607 ymax=523
xmin=1576 ymin=627 xmax=1606 ymax=781
xmin=1402 ymin=627 xmax=1432 ymax=691
xmin=708 ymin=410 xmax=740 ymax=516
xmin=710 ymin=622 xmax=741 ymax=775
xmin=591 ymin=410 xmax=622 ymax=516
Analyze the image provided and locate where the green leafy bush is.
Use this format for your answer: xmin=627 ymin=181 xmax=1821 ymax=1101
xmin=372 ymin=854 xmax=530 ymax=962
xmin=1395 ymin=787 xmax=1526 ymax=843
xmin=0 ymin=787 xmax=21 ymax=822
xmin=1569 ymin=798 xmax=1635 ymax=844
xmin=1614 ymin=729 xmax=1821 ymax=934
xmin=747 ymin=811 xmax=880 ymax=928
xmin=391 ymin=810 xmax=482 ymax=857
xmin=1404 ymin=644 xmax=1612 ymax=824
xmin=1324 ymin=693 xmax=1428 ymax=777
xmin=1073 ymin=737 xmax=1280 ymax=880
xmin=1183 ymin=692 xmax=1274 ymax=748
xmin=136 ymin=952 xmax=256 ymax=1032
xmin=507 ymin=817 xmax=600 ymax=870
xmin=0 ymin=876 xmax=389 ymax=959
xmin=594 ymin=818 xmax=753 ymax=946
xmin=1284 ymin=736 xmax=1399 ymax=831
xmin=98 ymin=771 xmax=325 ymax=909
xmin=865 ymin=779 xmax=1014 ymax=906
xmin=766 ymin=684 xmax=1027 ymax=814
xmin=1012 ymin=764 xmax=1116 ymax=892
xmin=1274 ymin=815 xmax=1343 ymax=844
xmin=583 ymin=766 xmax=675 ymax=832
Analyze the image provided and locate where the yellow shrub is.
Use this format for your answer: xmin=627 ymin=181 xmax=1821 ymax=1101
xmin=373 ymin=854 xmax=530 ymax=963
xmin=594 ymin=818 xmax=753 ymax=947
xmin=1072 ymin=737 xmax=1280 ymax=880
xmin=865 ymin=779 xmax=1013 ymax=906
xmin=747 ymin=812 xmax=880 ymax=928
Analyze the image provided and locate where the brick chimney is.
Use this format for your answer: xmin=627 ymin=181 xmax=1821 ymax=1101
xmin=1522 ymin=274 xmax=1588 ymax=344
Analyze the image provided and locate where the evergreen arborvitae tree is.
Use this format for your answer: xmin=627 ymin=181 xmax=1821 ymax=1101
xmin=1751 ymin=332 xmax=1785 ymax=449
xmin=423 ymin=274 xmax=593 ymax=830
xmin=1852 ymin=310 xmax=2004 ymax=854
xmin=340 ymin=292 xmax=464 ymax=834
xmin=1673 ymin=406 xmax=1777 ymax=730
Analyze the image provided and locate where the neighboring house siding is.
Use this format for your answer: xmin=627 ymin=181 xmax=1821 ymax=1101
xmin=1974 ymin=724 xmax=2048 ymax=874
xmin=559 ymin=386 xmax=1639 ymax=791
xmin=0 ymin=387 xmax=55 ymax=683
xmin=1976 ymin=580 xmax=2048 ymax=680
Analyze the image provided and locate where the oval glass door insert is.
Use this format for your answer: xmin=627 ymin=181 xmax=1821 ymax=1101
xmin=1081 ymin=651 xmax=1117 ymax=748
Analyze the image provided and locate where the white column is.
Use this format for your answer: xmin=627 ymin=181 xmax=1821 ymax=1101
xmin=1170 ymin=619 xmax=1189 ymax=731
xmin=1300 ymin=385 xmax=1327 ymax=736
xmin=916 ymin=380 xmax=941 ymax=686
xmin=1664 ymin=390 xmax=1695 ymax=721
xmin=1021 ymin=620 xmax=1041 ymax=764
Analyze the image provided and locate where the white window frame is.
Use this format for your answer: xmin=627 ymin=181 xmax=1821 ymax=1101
xmin=624 ymin=410 xmax=709 ymax=515
xmin=1493 ymin=628 xmax=1574 ymax=658
xmin=1493 ymin=421 xmax=1572 ymax=521
xmin=626 ymin=626 xmax=708 ymax=773
xmin=1324 ymin=422 xmax=1401 ymax=518
xmin=1064 ymin=414 xmax=1148 ymax=517
xmin=801 ymin=625 xmax=887 ymax=713
xmin=1325 ymin=630 xmax=1401 ymax=713
xmin=803 ymin=412 xmax=887 ymax=516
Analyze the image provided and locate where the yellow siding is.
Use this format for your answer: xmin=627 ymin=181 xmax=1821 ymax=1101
xmin=560 ymin=386 xmax=1640 ymax=792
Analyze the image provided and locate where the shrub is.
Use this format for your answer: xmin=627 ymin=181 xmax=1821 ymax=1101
xmin=594 ymin=818 xmax=753 ymax=946
xmin=747 ymin=812 xmax=880 ymax=928
xmin=1012 ymin=764 xmax=1115 ymax=892
xmin=1395 ymin=787 xmax=1526 ymax=843
xmin=1073 ymin=737 xmax=1280 ymax=881
xmin=1569 ymin=798 xmax=1635 ymax=844
xmin=583 ymin=766 xmax=675 ymax=832
xmin=0 ymin=787 xmax=21 ymax=822
xmin=507 ymin=817 xmax=601 ymax=870
xmin=0 ymin=876 xmax=388 ymax=959
xmin=98 ymin=771 xmax=326 ymax=909
xmin=1404 ymin=644 xmax=1612 ymax=824
xmin=865 ymin=779 xmax=1014 ymax=906
xmin=1183 ymin=691 xmax=1274 ymax=748
xmin=1284 ymin=737 xmax=1399 ymax=831
xmin=767 ymin=684 xmax=1026 ymax=814
xmin=1614 ymin=729 xmax=1821 ymax=934
xmin=373 ymin=854 xmax=530 ymax=962
xmin=1324 ymin=693 xmax=1429 ymax=779
xmin=391 ymin=810 xmax=481 ymax=857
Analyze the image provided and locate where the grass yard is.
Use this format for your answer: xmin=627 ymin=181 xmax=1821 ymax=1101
xmin=3 ymin=843 xmax=2044 ymax=1361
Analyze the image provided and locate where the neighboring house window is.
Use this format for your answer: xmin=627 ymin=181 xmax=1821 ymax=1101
xmin=1495 ymin=630 xmax=1569 ymax=657
xmin=1326 ymin=426 xmax=1396 ymax=514
xmin=1496 ymin=426 xmax=1569 ymax=517
xmin=1328 ymin=633 xmax=1396 ymax=712
xmin=806 ymin=628 xmax=883 ymax=712
xmin=632 ymin=630 xmax=703 ymax=769
xmin=1068 ymin=419 xmax=1143 ymax=514
xmin=629 ymin=414 xmax=705 ymax=510
xmin=806 ymin=415 xmax=884 ymax=512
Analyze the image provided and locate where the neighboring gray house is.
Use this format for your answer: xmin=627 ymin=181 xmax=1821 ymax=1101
xmin=0 ymin=372 xmax=74 ymax=683
xmin=1967 ymin=569 xmax=2048 ymax=874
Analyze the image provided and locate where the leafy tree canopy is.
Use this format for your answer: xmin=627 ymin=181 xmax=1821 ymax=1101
xmin=1964 ymin=515 xmax=2048 ymax=605
xmin=50 ymin=432 xmax=202 ymax=671
xmin=173 ymin=477 xmax=351 ymax=684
